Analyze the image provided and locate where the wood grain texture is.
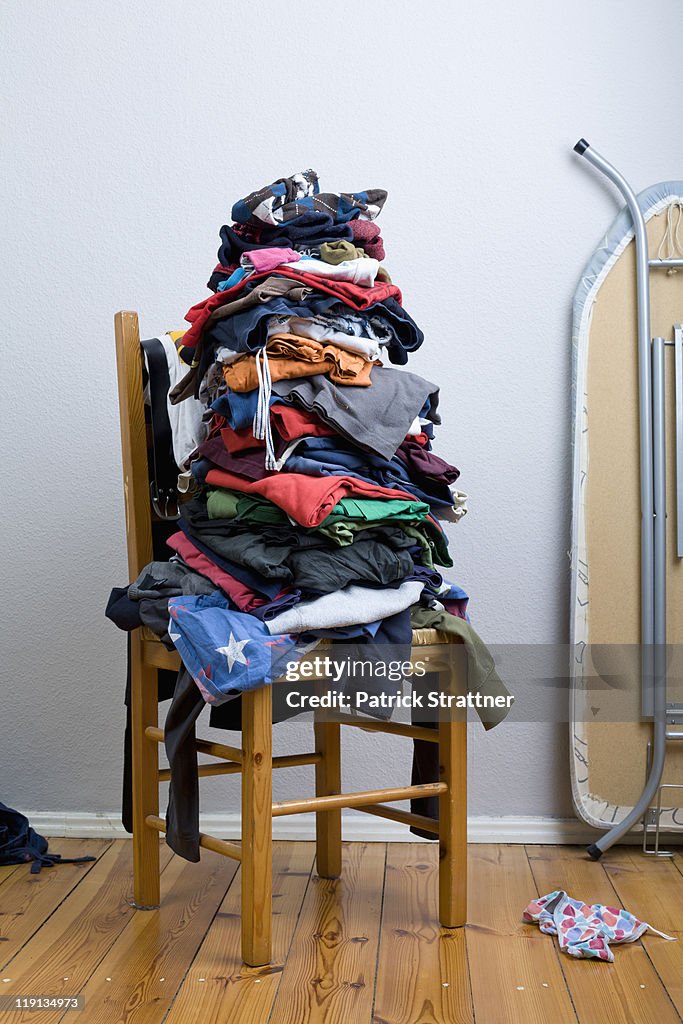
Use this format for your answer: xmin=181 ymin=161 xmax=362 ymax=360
xmin=146 ymin=726 xmax=242 ymax=763
xmin=157 ymin=750 xmax=320 ymax=782
xmin=145 ymin=816 xmax=242 ymax=861
xmin=113 ymin=310 xmax=152 ymax=579
xmin=164 ymin=842 xmax=315 ymax=1024
xmin=604 ymin=848 xmax=683 ymax=1017
xmin=528 ymin=845 xmax=680 ymax=1024
xmin=241 ymin=684 xmax=273 ymax=967
xmin=466 ymin=845 xmax=578 ymax=1024
xmin=69 ymin=850 xmax=239 ymax=1024
xmin=131 ymin=631 xmax=160 ymax=909
xmin=269 ymin=843 xmax=386 ymax=1024
xmin=3 ymin=842 xmax=683 ymax=1024
xmin=438 ymin=713 xmax=467 ymax=928
xmin=0 ymin=864 xmax=22 ymax=891
xmin=373 ymin=844 xmax=473 ymax=1024
xmin=114 ymin=311 xmax=162 ymax=910
xmin=140 ymin=640 xmax=180 ymax=672
xmin=355 ymin=803 xmax=439 ymax=835
xmin=0 ymin=840 xmax=111 ymax=970
xmin=273 ymin=783 xmax=446 ymax=818
xmin=314 ymin=719 xmax=342 ymax=879
xmin=0 ymin=840 xmax=173 ymax=1024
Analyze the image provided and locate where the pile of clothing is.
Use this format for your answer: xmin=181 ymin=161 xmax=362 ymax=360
xmin=108 ymin=170 xmax=511 ymax=860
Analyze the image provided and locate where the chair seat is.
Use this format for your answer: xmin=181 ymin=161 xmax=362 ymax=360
xmin=142 ymin=625 xmax=448 ymax=648
xmin=140 ymin=625 xmax=457 ymax=675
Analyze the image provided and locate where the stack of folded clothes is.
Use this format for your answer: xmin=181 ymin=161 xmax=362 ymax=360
xmin=107 ymin=170 xmax=511 ymax=858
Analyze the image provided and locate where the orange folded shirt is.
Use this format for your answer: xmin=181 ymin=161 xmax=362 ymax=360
xmin=222 ymin=333 xmax=378 ymax=392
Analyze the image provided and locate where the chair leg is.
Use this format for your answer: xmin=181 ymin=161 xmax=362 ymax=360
xmin=241 ymin=685 xmax=273 ymax=966
xmin=131 ymin=631 xmax=160 ymax=909
xmin=314 ymin=716 xmax=342 ymax=878
xmin=438 ymin=668 xmax=467 ymax=928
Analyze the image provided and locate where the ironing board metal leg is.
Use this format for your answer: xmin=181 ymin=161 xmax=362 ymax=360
xmin=314 ymin=717 xmax=342 ymax=878
xmin=131 ymin=633 xmax=160 ymax=909
xmin=241 ymin=685 xmax=273 ymax=966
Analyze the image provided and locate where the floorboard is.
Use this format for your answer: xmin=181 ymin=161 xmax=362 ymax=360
xmin=0 ymin=841 xmax=681 ymax=1024
xmin=466 ymin=845 xmax=578 ymax=1024
xmin=164 ymin=841 xmax=315 ymax=1024
xmin=0 ymin=840 xmax=111 ymax=970
xmin=373 ymin=844 xmax=473 ymax=1024
xmin=0 ymin=839 xmax=173 ymax=1024
xmin=0 ymin=865 xmax=22 ymax=891
xmin=69 ymin=849 xmax=239 ymax=1024
xmin=603 ymin=848 xmax=683 ymax=1019
xmin=269 ymin=842 xmax=386 ymax=1024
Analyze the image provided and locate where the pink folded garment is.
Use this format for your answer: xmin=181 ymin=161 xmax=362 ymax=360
xmin=241 ymin=247 xmax=300 ymax=274
xmin=167 ymin=531 xmax=272 ymax=613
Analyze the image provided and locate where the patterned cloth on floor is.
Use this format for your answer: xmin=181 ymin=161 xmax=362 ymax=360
xmin=523 ymin=890 xmax=675 ymax=962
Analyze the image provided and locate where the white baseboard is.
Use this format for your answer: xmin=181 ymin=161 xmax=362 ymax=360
xmin=28 ymin=810 xmax=613 ymax=845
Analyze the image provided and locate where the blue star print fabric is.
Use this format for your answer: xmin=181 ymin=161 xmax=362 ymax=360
xmin=168 ymin=592 xmax=304 ymax=704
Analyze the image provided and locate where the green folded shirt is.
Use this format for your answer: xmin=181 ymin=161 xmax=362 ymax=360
xmin=206 ymin=488 xmax=284 ymax=524
xmin=205 ymin=487 xmax=451 ymax=564
xmin=207 ymin=489 xmax=429 ymax=529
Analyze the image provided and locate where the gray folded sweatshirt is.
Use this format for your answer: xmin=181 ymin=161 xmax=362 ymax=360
xmin=272 ymin=366 xmax=440 ymax=460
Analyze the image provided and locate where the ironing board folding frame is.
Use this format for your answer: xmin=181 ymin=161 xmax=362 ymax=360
xmin=114 ymin=309 xmax=468 ymax=966
xmin=574 ymin=140 xmax=676 ymax=857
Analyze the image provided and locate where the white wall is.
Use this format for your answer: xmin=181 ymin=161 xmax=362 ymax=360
xmin=2 ymin=0 xmax=681 ymax=824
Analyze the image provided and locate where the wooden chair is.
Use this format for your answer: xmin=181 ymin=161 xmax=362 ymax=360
xmin=114 ymin=310 xmax=468 ymax=967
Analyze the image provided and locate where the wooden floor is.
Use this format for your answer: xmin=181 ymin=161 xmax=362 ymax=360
xmin=0 ymin=840 xmax=682 ymax=1024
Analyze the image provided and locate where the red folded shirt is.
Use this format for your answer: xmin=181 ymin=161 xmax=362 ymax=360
xmin=273 ymin=265 xmax=401 ymax=309
xmin=270 ymin=403 xmax=336 ymax=442
xmin=219 ymin=405 xmax=335 ymax=455
xmin=220 ymin=423 xmax=265 ymax=453
xmin=182 ymin=269 xmax=402 ymax=349
xmin=203 ymin=470 xmax=417 ymax=528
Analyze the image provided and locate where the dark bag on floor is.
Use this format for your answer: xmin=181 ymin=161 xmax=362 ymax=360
xmin=0 ymin=802 xmax=96 ymax=875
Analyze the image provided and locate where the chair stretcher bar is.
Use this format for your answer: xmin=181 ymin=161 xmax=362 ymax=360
xmin=272 ymin=782 xmax=447 ymax=817
xmin=146 ymin=726 xmax=321 ymax=778
xmin=145 ymin=725 xmax=243 ymax=763
xmin=145 ymin=814 xmax=242 ymax=861
xmin=147 ymin=786 xmax=446 ymax=850
xmin=157 ymin=751 xmax=322 ymax=782
xmin=355 ymin=802 xmax=440 ymax=834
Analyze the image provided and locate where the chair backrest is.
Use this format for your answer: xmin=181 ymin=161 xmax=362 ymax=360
xmin=114 ymin=310 xmax=153 ymax=581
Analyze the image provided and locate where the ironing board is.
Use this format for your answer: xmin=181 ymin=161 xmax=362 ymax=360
xmin=570 ymin=156 xmax=683 ymax=847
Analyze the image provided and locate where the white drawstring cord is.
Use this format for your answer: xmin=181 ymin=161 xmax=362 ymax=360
xmin=253 ymin=347 xmax=280 ymax=471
